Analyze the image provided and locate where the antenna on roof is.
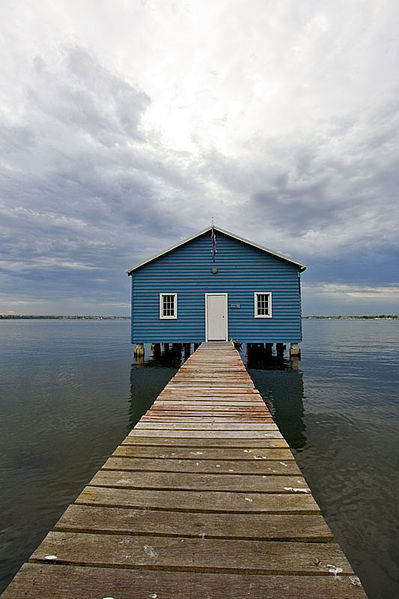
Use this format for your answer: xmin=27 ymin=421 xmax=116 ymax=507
xmin=211 ymin=216 xmax=215 ymax=228
xmin=211 ymin=220 xmax=217 ymax=262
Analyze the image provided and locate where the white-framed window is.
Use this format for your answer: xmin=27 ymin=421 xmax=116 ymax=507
xmin=254 ymin=292 xmax=272 ymax=318
xmin=160 ymin=293 xmax=177 ymax=319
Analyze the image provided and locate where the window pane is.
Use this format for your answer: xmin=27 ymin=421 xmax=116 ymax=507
xmin=162 ymin=294 xmax=175 ymax=317
xmin=256 ymin=293 xmax=270 ymax=316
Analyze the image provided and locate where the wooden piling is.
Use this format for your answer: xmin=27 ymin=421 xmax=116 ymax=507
xmin=276 ymin=342 xmax=285 ymax=358
xmin=290 ymin=342 xmax=301 ymax=358
xmin=133 ymin=343 xmax=145 ymax=363
xmin=151 ymin=343 xmax=161 ymax=359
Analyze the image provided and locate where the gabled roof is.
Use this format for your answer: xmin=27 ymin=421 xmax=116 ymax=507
xmin=126 ymin=226 xmax=306 ymax=274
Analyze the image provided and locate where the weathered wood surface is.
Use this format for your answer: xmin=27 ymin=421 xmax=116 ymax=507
xmin=4 ymin=564 xmax=366 ymax=599
xmin=54 ymin=504 xmax=333 ymax=541
xmin=122 ymin=436 xmax=290 ymax=447
xmin=113 ymin=444 xmax=295 ymax=460
xmin=89 ymin=469 xmax=310 ymax=493
xmin=103 ymin=456 xmax=302 ymax=474
xmin=3 ymin=341 xmax=366 ymax=598
xmin=29 ymin=532 xmax=353 ymax=574
xmin=76 ymin=486 xmax=321 ymax=513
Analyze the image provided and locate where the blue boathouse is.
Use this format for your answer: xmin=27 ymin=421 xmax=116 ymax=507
xmin=126 ymin=226 xmax=306 ymax=352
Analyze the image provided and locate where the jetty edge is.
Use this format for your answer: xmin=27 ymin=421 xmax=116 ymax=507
xmin=2 ymin=341 xmax=366 ymax=598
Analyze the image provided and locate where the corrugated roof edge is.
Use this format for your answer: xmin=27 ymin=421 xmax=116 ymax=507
xmin=126 ymin=226 xmax=307 ymax=274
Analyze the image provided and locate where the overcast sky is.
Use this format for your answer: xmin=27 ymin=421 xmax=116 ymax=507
xmin=1 ymin=0 xmax=398 ymax=316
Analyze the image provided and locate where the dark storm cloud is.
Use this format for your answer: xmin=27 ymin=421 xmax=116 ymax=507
xmin=200 ymin=111 xmax=399 ymax=285
xmin=0 ymin=46 xmax=201 ymax=313
xmin=253 ymin=179 xmax=331 ymax=233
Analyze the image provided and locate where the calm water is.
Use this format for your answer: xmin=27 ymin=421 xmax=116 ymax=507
xmin=0 ymin=319 xmax=398 ymax=597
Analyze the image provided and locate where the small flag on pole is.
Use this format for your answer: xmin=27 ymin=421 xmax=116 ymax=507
xmin=211 ymin=226 xmax=217 ymax=262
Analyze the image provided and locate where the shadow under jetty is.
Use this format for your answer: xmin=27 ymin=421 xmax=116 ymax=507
xmin=244 ymin=343 xmax=307 ymax=451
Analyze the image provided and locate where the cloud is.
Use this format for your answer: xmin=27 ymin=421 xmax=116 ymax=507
xmin=29 ymin=48 xmax=150 ymax=146
xmin=307 ymin=283 xmax=399 ymax=300
xmin=302 ymin=282 xmax=399 ymax=315
xmin=0 ymin=1 xmax=398 ymax=314
xmin=0 ymin=45 xmax=196 ymax=273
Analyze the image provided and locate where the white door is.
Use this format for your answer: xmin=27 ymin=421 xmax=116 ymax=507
xmin=206 ymin=294 xmax=228 ymax=341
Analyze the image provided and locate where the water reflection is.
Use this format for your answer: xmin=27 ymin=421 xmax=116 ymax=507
xmin=129 ymin=343 xmax=184 ymax=429
xmin=242 ymin=344 xmax=307 ymax=450
xmin=244 ymin=344 xmax=293 ymax=370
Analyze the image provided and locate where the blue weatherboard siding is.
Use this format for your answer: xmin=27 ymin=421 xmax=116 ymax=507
xmin=130 ymin=231 xmax=303 ymax=344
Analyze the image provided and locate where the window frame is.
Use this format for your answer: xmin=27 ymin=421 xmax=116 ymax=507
xmin=254 ymin=292 xmax=272 ymax=318
xmin=159 ymin=293 xmax=177 ymax=320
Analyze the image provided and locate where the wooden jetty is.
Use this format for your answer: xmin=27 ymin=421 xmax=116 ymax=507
xmin=3 ymin=342 xmax=366 ymax=598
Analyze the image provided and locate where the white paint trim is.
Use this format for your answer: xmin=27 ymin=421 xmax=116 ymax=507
xmin=159 ymin=293 xmax=177 ymax=319
xmin=254 ymin=292 xmax=272 ymax=318
xmin=126 ymin=226 xmax=306 ymax=273
xmin=205 ymin=293 xmax=228 ymax=341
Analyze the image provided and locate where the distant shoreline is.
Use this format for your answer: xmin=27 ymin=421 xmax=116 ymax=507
xmin=302 ymin=315 xmax=398 ymax=320
xmin=0 ymin=315 xmax=131 ymax=320
xmin=0 ymin=314 xmax=397 ymax=320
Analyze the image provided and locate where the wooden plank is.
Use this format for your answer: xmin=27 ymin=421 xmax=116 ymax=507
xmin=145 ymin=410 xmax=270 ymax=415
xmin=128 ymin=430 xmax=284 ymax=438
xmin=172 ymin=374 xmax=253 ymax=379
xmin=2 ymin=564 xmax=367 ymax=599
xmin=149 ymin=400 xmax=267 ymax=406
xmin=160 ymin=387 xmax=262 ymax=392
xmin=155 ymin=407 xmax=270 ymax=412
xmin=77 ymin=486 xmax=320 ymax=513
xmin=113 ymin=445 xmax=295 ymax=461
xmin=165 ymin=383 xmax=255 ymax=388
xmin=122 ymin=436 xmax=290 ymax=447
xmin=170 ymin=380 xmax=254 ymax=384
xmin=103 ymin=457 xmax=301 ymax=475
xmin=150 ymin=406 xmax=267 ymax=411
xmin=135 ymin=422 xmax=279 ymax=430
xmin=141 ymin=415 xmax=273 ymax=421
xmin=144 ymin=411 xmax=271 ymax=418
xmin=29 ymin=531 xmax=354 ymax=575
xmin=90 ymin=470 xmax=310 ymax=493
xmin=143 ymin=414 xmax=271 ymax=420
xmin=145 ymin=410 xmax=269 ymax=414
xmin=159 ymin=390 xmax=262 ymax=396
xmin=179 ymin=368 xmax=246 ymax=373
xmin=146 ymin=410 xmax=270 ymax=416
xmin=147 ymin=407 xmax=268 ymax=412
xmin=151 ymin=403 xmax=267 ymax=408
xmin=141 ymin=416 xmax=273 ymax=422
xmin=156 ymin=399 xmax=268 ymax=404
xmin=55 ymin=504 xmax=334 ymax=541
xmin=157 ymin=395 xmax=265 ymax=401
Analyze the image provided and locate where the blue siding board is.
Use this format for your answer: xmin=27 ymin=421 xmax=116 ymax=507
xmin=130 ymin=231 xmax=303 ymax=343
